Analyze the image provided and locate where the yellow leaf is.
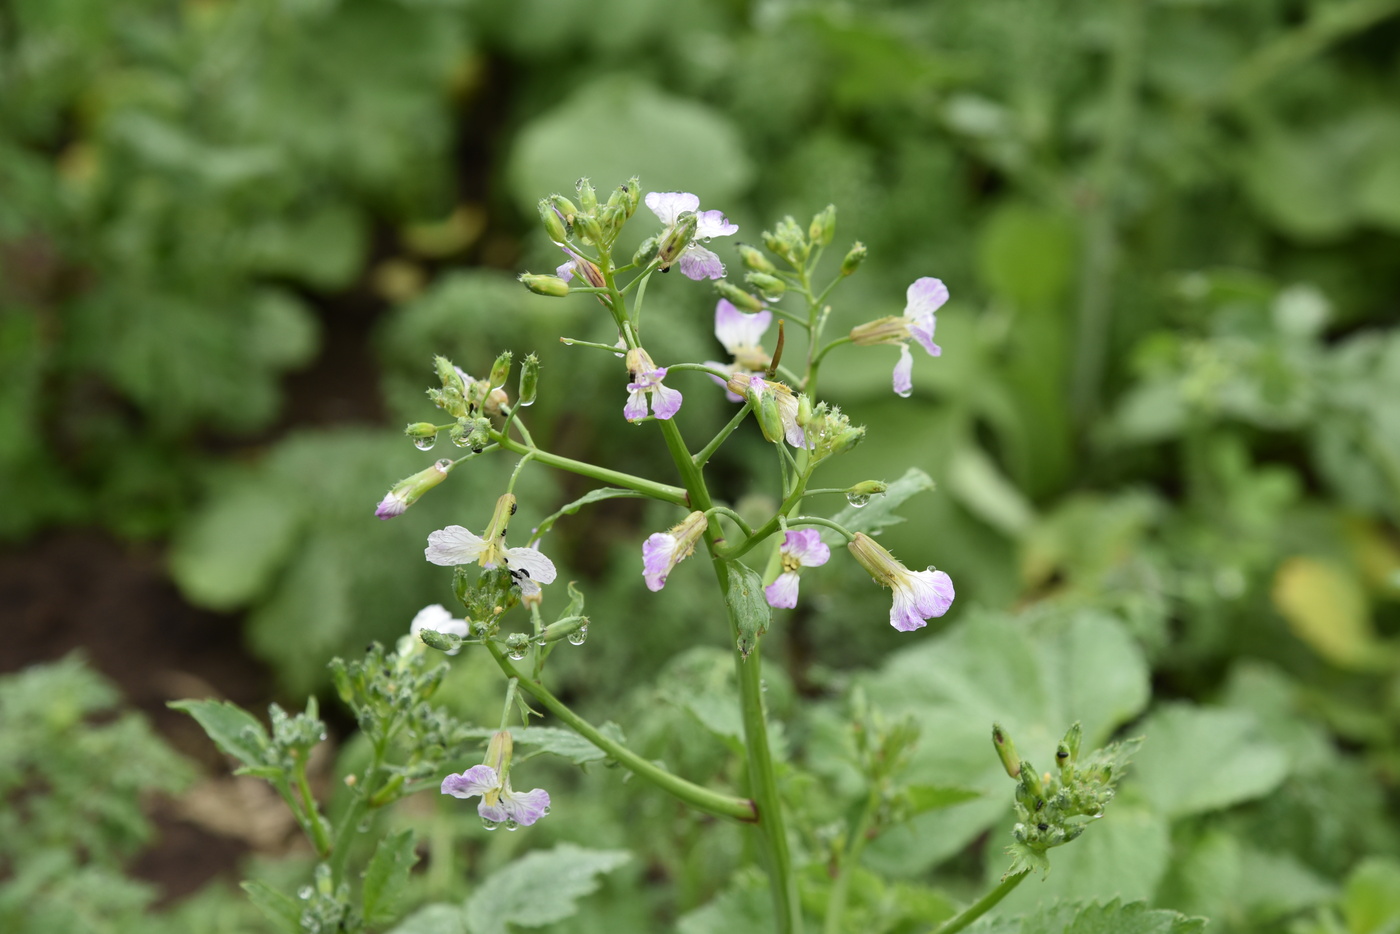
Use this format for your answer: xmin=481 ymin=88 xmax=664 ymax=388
xmin=1272 ymin=556 xmax=1380 ymax=669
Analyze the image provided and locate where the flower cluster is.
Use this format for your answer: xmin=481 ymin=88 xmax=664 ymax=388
xmin=646 ymin=191 xmax=738 ymax=280
xmin=441 ymin=730 xmax=550 ymax=828
xmin=425 ymin=493 xmax=557 ymax=597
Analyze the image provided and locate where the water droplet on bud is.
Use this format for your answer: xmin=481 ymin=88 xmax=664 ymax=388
xmin=298 ymin=886 xmax=314 ymax=900
xmin=452 ymin=434 xmax=471 ymax=447
xmin=845 ymin=493 xmax=871 ymax=508
xmin=567 ymin=624 xmax=589 ymax=646
xmin=413 ymin=434 xmax=438 ymax=451
xmin=507 ymin=645 xmax=527 ymax=660
xmin=357 ymin=820 xmax=371 ymax=833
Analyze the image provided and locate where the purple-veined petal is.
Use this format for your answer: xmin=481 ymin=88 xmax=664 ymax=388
xmin=376 ymin=491 xmax=409 ymax=520
xmin=441 ymin=765 xmax=500 ymax=798
xmin=642 ymin=533 xmax=679 ymax=591
xmin=645 ymin=191 xmax=700 ymax=226
xmin=764 ymin=572 xmax=800 ymax=609
xmin=426 ymin=525 xmax=488 ymax=566
xmin=678 ymin=245 xmax=725 ymax=280
xmin=650 ymin=382 xmax=683 ymax=420
xmin=624 ymin=387 xmax=650 ymax=423
xmin=783 ymin=529 xmax=831 ymax=567
xmin=502 ymin=787 xmax=551 ymax=825
xmin=503 ymin=546 xmax=557 ymax=585
xmin=909 ymin=317 xmax=942 ymax=357
xmin=889 ymin=587 xmax=929 ymax=632
xmin=714 ymin=300 xmax=771 ymax=352
xmin=556 ymin=259 xmax=575 ymax=281
xmin=910 ymin=568 xmax=955 ymax=618
xmin=694 ymin=209 xmax=738 ymax=239
xmin=905 ymin=277 xmax=949 ymax=319
xmin=477 ymin=799 xmax=510 ymax=823
xmin=893 ymin=344 xmax=914 ymax=398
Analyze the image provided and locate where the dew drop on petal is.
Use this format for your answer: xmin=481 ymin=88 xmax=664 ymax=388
xmin=541 ymin=805 xmax=551 ymax=816
xmin=504 ymin=818 xmax=519 ymax=831
xmin=567 ymin=623 xmax=589 ymax=646
xmin=482 ymin=817 xmax=500 ymax=831
xmin=413 ymin=434 xmax=438 ymax=451
xmin=845 ymin=493 xmax=871 ymax=508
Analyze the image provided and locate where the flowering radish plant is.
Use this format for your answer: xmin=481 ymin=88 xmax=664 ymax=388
xmin=176 ymin=179 xmax=1145 ymax=934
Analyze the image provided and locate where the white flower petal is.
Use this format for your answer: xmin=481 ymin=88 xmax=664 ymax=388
xmin=425 ymin=525 xmax=488 ymax=566
xmin=504 ymin=546 xmax=557 ymax=585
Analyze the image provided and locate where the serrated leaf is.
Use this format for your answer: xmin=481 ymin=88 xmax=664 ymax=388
xmin=530 ymin=488 xmax=643 ymax=545
xmin=362 ymin=829 xmax=419 ymax=925
xmin=239 ymin=880 xmax=301 ymax=933
xmin=1130 ymin=703 xmax=1289 ymax=818
xmin=725 ymin=560 xmax=770 ymax=658
xmin=980 ymin=898 xmax=1206 ymax=934
xmin=820 ymin=467 xmax=935 ymax=547
xmin=677 ymin=869 xmax=772 ymax=934
xmin=462 ymin=844 xmax=630 ymax=934
xmin=513 ymin=722 xmax=627 ymax=764
xmin=168 ymin=699 xmax=270 ymax=769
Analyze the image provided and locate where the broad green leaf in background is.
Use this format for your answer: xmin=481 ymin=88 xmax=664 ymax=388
xmin=1271 ymin=556 xmax=1385 ymax=670
xmin=1343 ymin=857 xmax=1400 ymax=934
xmin=819 ymin=467 xmax=936 ymax=548
xmin=462 ymin=844 xmax=630 ymax=934
xmin=859 ymin=607 xmax=1150 ymax=875
xmin=726 ymin=560 xmax=770 ymax=658
xmin=978 ymin=898 xmax=1205 ymax=934
xmin=362 ymin=829 xmax=420 ymax=926
xmin=239 ymin=880 xmax=300 ymax=934
xmin=387 ymin=904 xmax=466 ymax=934
xmin=166 ymin=700 xmax=271 ymax=771
xmin=677 ymin=869 xmax=773 ymax=934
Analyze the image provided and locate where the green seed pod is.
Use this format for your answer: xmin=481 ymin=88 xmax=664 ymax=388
xmin=518 ymin=352 xmax=540 ymax=407
xmin=715 ymin=279 xmax=764 ymax=312
xmin=519 ymin=273 xmax=570 ymax=297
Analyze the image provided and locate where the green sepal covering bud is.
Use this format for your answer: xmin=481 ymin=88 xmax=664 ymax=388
xmin=1056 ymin=721 xmax=1082 ymax=780
xmin=538 ymin=615 xmax=589 ymax=644
xmin=549 ymin=194 xmax=579 ymax=226
xmin=633 ymin=236 xmax=660 ymax=267
xmin=737 ymin=243 xmax=776 ymax=275
xmin=539 ymin=199 xmax=568 ymax=243
xmin=797 ymin=394 xmax=813 ymax=427
xmin=428 ymin=387 xmax=466 ymax=419
xmin=762 ymin=216 xmax=807 ymax=264
xmin=518 ymin=353 xmax=540 ymax=407
xmin=621 ymin=176 xmax=641 ymax=217
xmin=755 ymin=391 xmax=786 ymax=444
xmin=715 ymin=279 xmax=764 ymax=312
xmin=810 ymin=204 xmax=836 ymax=246
xmin=503 ymin=631 xmax=532 ymax=657
xmin=841 ymin=241 xmax=867 ymax=277
xmin=656 ymin=211 xmax=698 ymax=272
xmin=575 ymin=177 xmax=598 ymax=213
xmin=489 ymin=351 xmax=513 ymax=389
xmin=519 ymin=273 xmax=570 ymax=297
xmin=599 ymin=203 xmax=626 ymax=241
xmin=746 ymin=272 xmax=786 ymax=299
xmin=435 ymin=355 xmax=465 ymax=395
xmin=993 ymin=723 xmax=1021 ymax=778
xmin=577 ymin=212 xmax=605 ymax=246
xmin=418 ymin=628 xmax=464 ymax=654
xmin=846 ymin=480 xmax=888 ymax=498
xmin=405 ymin=422 xmax=438 ymax=439
xmin=375 ymin=458 xmax=452 ymax=519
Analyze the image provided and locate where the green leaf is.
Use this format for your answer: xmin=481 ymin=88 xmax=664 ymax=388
xmin=724 ymin=560 xmax=770 ymax=658
xmin=239 ymin=880 xmax=301 ymax=933
xmin=980 ymin=898 xmax=1205 ymax=934
xmin=362 ymin=829 xmax=420 ymax=925
xmin=507 ymin=75 xmax=751 ymax=218
xmin=860 ymin=608 xmax=1150 ymax=876
xmin=1344 ymin=857 xmax=1400 ymax=934
xmin=1129 ymin=703 xmax=1289 ymax=818
xmin=821 ymin=467 xmax=936 ymax=546
xmin=514 ymin=723 xmax=627 ymax=765
xmin=900 ymin=783 xmax=982 ymax=817
xmin=168 ymin=699 xmax=271 ymax=770
xmin=677 ymin=869 xmax=772 ymax=934
xmin=975 ymin=201 xmax=1078 ymax=307
xmin=386 ymin=904 xmax=466 ymax=934
xmin=946 ymin=445 xmax=1036 ymax=537
xmin=462 ymin=844 xmax=630 ymax=934
xmin=530 ymin=488 xmax=644 ymax=545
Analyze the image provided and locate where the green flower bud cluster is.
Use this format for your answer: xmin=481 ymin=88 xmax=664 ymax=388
xmin=452 ymin=566 xmax=521 ymax=637
xmin=759 ymin=203 xmax=835 ymax=268
xmin=802 ymin=401 xmax=865 ymax=464
xmin=714 ymin=279 xmax=764 ymax=312
xmin=539 ymin=176 xmax=640 ymax=251
xmin=994 ymin=722 xmax=1142 ymax=875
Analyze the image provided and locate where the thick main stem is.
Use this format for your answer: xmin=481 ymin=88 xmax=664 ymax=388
xmin=930 ymin=870 xmax=1028 ymax=934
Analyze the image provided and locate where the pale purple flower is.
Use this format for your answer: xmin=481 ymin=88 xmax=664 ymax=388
xmin=725 ymin=374 xmax=808 ymax=448
xmin=645 ymin=191 xmax=738 ymax=280
xmin=705 ymin=299 xmax=773 ymax=401
xmin=555 ymin=245 xmax=605 ymax=289
xmin=849 ymin=277 xmax=947 ymax=398
xmin=425 ymin=494 xmax=557 ymax=596
xmin=642 ymin=511 xmax=708 ymax=591
xmin=441 ymin=733 xmax=551 ymax=828
xmin=624 ymin=347 xmax=683 ymax=423
xmin=847 ymin=532 xmax=954 ymax=632
xmin=375 ymin=460 xmax=452 ymax=520
xmin=764 ymin=530 xmax=831 ymax=609
xmin=410 ymin=604 xmax=470 ymax=654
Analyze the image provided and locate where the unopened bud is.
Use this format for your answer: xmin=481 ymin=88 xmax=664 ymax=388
xmin=375 ymin=459 xmax=452 ymax=520
xmin=576 ymin=212 xmax=605 ymax=245
xmin=621 ymin=176 xmax=641 ymax=217
xmin=755 ymin=391 xmax=786 ymax=444
xmin=405 ymin=422 xmax=438 ymax=439
xmin=746 ymin=272 xmax=786 ymax=299
xmin=992 ymin=723 xmax=1021 ymax=778
xmin=435 ymin=355 xmax=465 ymax=394
xmin=737 ymin=243 xmax=776 ymax=275
xmin=656 ymin=211 xmax=698 ymax=272
xmin=633 ymin=236 xmax=660 ymax=267
xmin=841 ymin=242 xmax=867 ymax=277
xmin=809 ymin=204 xmax=836 ymax=246
xmin=796 ymin=394 xmax=813 ymax=427
xmin=488 ymin=351 xmax=512 ymax=389
xmin=715 ymin=279 xmax=764 ymax=313
xmin=549 ymin=194 xmax=579 ymax=227
xmin=418 ymin=627 xmax=464 ymax=653
xmin=599 ymin=203 xmax=626 ymax=241
xmin=575 ymin=177 xmax=598 ymax=213
xmin=846 ymin=480 xmax=887 ymax=498
xmin=518 ymin=353 xmax=540 ymax=407
xmin=519 ymin=273 xmax=570 ymax=297
xmin=539 ymin=199 xmax=568 ymax=243
xmin=538 ymin=615 xmax=588 ymax=644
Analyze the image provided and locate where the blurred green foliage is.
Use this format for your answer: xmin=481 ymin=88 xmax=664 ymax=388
xmin=6 ymin=0 xmax=1400 ymax=930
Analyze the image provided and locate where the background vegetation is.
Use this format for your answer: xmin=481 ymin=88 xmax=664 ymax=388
xmin=3 ymin=0 xmax=1399 ymax=931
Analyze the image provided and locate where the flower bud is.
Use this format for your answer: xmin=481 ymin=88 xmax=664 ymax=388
xmin=737 ymin=243 xmax=776 ymax=275
xmin=539 ymin=199 xmax=568 ymax=243
xmin=809 ymin=204 xmax=836 ymax=246
xmin=762 ymin=216 xmax=807 ymax=265
xmin=435 ymin=355 xmax=465 ymax=395
xmin=538 ymin=615 xmax=588 ymax=644
xmin=656 ymin=211 xmax=698 ymax=272
xmin=576 ymin=211 xmax=605 ymax=246
xmin=849 ymin=314 xmax=910 ymax=346
xmin=549 ymin=194 xmax=579 ymax=227
xmin=840 ymin=241 xmax=867 ymax=277
xmin=755 ymin=391 xmax=786 ymax=444
xmin=714 ymin=279 xmax=764 ymax=313
xmin=846 ymin=480 xmax=887 ymax=498
xmin=519 ymin=273 xmax=570 ymax=297
xmin=418 ymin=627 xmax=465 ymax=653
xmin=796 ymin=394 xmax=813 ymax=427
xmin=375 ymin=459 xmax=452 ymax=520
xmin=489 ymin=351 xmax=512 ymax=390
xmin=599 ymin=203 xmax=626 ymax=241
xmin=518 ymin=353 xmax=540 ymax=407
xmin=405 ymin=422 xmax=438 ymax=439
xmin=992 ymin=723 xmax=1021 ymax=778
xmin=621 ymin=176 xmax=641 ymax=217
xmin=633 ymin=235 xmax=660 ymax=267
xmin=746 ymin=272 xmax=785 ymax=300
xmin=575 ymin=177 xmax=598 ymax=213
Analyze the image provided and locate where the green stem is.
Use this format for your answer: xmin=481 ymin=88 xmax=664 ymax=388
xmin=930 ymin=870 xmax=1029 ymax=934
xmin=706 ymin=505 xmax=754 ymax=538
xmin=694 ymin=402 xmax=754 ymax=468
xmin=823 ymin=792 xmax=877 ymax=934
xmin=293 ymin=759 xmax=331 ymax=857
xmin=484 ymin=642 xmax=756 ymax=822
xmin=788 ymin=516 xmax=853 ymax=541
xmin=490 ymin=429 xmax=688 ymax=505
